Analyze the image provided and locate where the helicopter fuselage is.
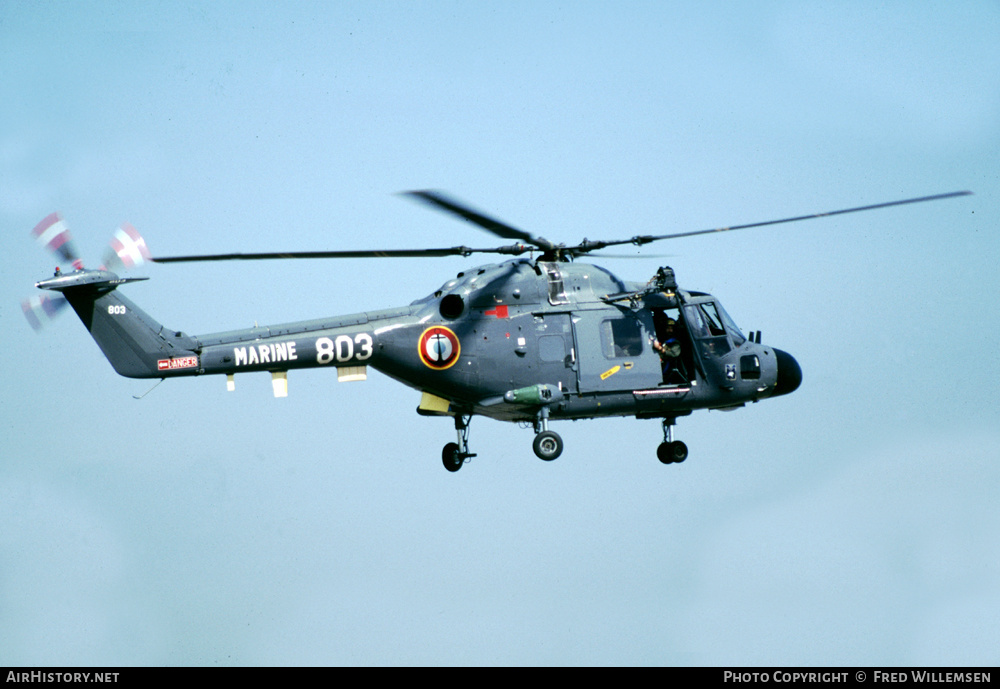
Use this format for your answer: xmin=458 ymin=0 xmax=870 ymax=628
xmin=40 ymin=259 xmax=800 ymax=430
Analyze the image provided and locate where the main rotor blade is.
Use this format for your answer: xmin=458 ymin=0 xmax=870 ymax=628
xmin=152 ymin=245 xmax=532 ymax=263
xmin=620 ymin=191 xmax=972 ymax=248
xmin=404 ymin=190 xmax=558 ymax=252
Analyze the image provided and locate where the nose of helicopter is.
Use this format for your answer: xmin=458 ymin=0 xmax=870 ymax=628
xmin=772 ymin=348 xmax=802 ymax=396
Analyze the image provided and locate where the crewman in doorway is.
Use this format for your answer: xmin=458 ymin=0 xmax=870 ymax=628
xmin=652 ymin=318 xmax=683 ymax=385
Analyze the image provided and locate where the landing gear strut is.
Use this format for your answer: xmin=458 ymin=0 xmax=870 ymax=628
xmin=442 ymin=414 xmax=476 ymax=472
xmin=532 ymin=406 xmax=563 ymax=461
xmin=657 ymin=418 xmax=688 ymax=465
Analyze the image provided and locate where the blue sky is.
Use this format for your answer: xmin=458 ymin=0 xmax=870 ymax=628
xmin=2 ymin=1 xmax=998 ymax=665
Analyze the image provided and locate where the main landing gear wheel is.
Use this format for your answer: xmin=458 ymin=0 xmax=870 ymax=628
xmin=533 ymin=430 xmax=563 ymax=461
xmin=657 ymin=440 xmax=688 ymax=464
xmin=442 ymin=442 xmax=463 ymax=472
xmin=442 ymin=414 xmax=475 ymax=472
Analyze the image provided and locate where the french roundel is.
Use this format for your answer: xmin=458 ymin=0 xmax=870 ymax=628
xmin=418 ymin=326 xmax=461 ymax=370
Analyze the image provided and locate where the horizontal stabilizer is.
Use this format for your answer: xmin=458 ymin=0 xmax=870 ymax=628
xmin=36 ymin=269 xmax=148 ymax=293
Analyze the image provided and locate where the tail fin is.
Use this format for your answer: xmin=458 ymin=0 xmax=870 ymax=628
xmin=36 ymin=270 xmax=199 ymax=379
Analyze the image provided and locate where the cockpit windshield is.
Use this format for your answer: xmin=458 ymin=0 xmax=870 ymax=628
xmin=716 ymin=302 xmax=746 ymax=346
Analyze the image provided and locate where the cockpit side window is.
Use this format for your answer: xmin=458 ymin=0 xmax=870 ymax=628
xmin=684 ymin=302 xmax=731 ymax=356
xmin=699 ymin=303 xmax=727 ymax=337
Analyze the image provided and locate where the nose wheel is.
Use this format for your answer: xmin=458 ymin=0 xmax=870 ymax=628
xmin=657 ymin=440 xmax=688 ymax=464
xmin=658 ymin=418 xmax=688 ymax=464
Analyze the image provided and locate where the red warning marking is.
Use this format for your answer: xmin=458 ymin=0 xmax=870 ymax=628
xmin=485 ymin=305 xmax=509 ymax=318
xmin=157 ymin=356 xmax=198 ymax=371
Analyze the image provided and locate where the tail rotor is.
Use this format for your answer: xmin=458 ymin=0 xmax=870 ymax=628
xmin=23 ymin=212 xmax=151 ymax=330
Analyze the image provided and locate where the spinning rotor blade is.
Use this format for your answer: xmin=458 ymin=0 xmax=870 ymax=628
xmin=25 ymin=211 xmax=77 ymax=331
xmin=152 ymin=189 xmax=972 ymax=266
xmin=603 ymin=191 xmax=973 ymax=250
xmin=154 ymin=191 xmax=547 ymax=264
xmin=102 ymin=222 xmax=151 ymax=271
xmin=32 ymin=212 xmax=84 ymax=270
xmin=404 ymin=190 xmax=558 ymax=252
xmin=151 ymin=245 xmax=535 ymax=263
xmin=21 ymin=294 xmax=69 ymax=331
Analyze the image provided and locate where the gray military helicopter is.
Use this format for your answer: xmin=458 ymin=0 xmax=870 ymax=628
xmin=27 ymin=190 xmax=969 ymax=471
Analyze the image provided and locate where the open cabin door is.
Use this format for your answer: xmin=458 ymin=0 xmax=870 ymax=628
xmin=573 ymin=308 xmax=662 ymax=392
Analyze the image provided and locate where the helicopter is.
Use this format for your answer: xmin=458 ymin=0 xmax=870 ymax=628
xmin=26 ymin=190 xmax=970 ymax=471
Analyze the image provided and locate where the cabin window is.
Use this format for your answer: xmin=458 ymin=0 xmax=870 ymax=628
xmin=600 ymin=318 xmax=644 ymax=358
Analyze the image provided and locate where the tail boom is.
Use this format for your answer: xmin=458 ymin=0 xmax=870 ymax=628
xmin=37 ymin=270 xmax=199 ymax=379
xmin=37 ymin=270 xmax=421 ymax=387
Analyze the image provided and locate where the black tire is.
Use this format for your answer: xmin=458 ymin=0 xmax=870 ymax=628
xmin=657 ymin=442 xmax=674 ymax=464
xmin=533 ymin=431 xmax=563 ymax=461
xmin=442 ymin=442 xmax=463 ymax=472
xmin=657 ymin=441 xmax=688 ymax=464
xmin=671 ymin=440 xmax=688 ymax=463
